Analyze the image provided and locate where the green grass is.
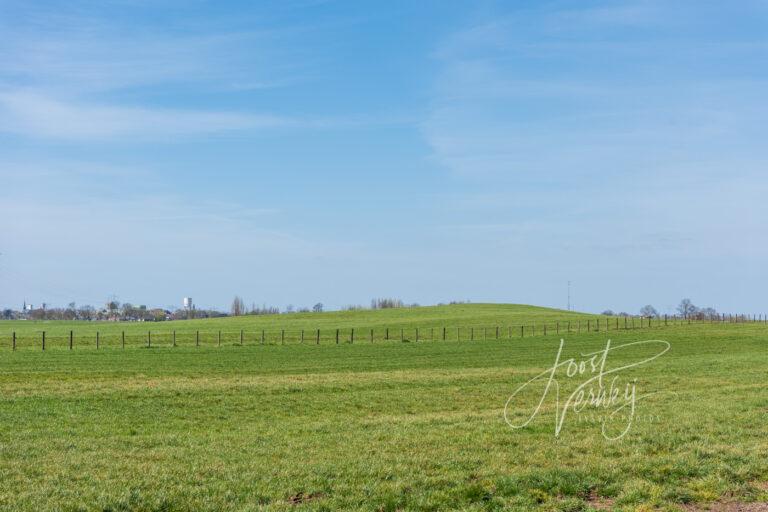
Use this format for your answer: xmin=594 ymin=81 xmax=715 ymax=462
xmin=0 ymin=305 xmax=765 ymax=511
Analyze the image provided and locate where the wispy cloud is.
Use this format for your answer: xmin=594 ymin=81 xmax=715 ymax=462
xmin=0 ymin=90 xmax=295 ymax=140
xmin=423 ymin=2 xmax=768 ymax=179
xmin=0 ymin=4 xmax=314 ymax=141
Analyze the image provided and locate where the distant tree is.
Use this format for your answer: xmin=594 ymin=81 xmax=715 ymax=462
xmin=150 ymin=308 xmax=168 ymax=322
xmin=313 ymin=303 xmax=323 ymax=313
xmin=29 ymin=308 xmax=46 ymax=320
xmin=601 ymin=310 xmax=615 ymax=316
xmin=639 ymin=305 xmax=658 ymax=318
xmin=63 ymin=302 xmax=77 ymax=320
xmin=248 ymin=303 xmax=279 ymax=315
xmin=231 ymin=296 xmax=245 ymax=316
xmin=676 ymin=298 xmax=698 ymax=318
xmin=78 ymin=305 xmax=95 ymax=321
xmin=2 ymin=309 xmax=12 ymax=320
xmin=371 ymin=298 xmax=404 ymax=309
xmin=107 ymin=300 xmax=120 ymax=315
xmin=698 ymin=307 xmax=718 ymax=319
xmin=285 ymin=304 xmax=294 ymax=314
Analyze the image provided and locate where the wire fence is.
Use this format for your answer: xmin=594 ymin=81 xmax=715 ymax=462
xmin=1 ymin=314 xmax=765 ymax=351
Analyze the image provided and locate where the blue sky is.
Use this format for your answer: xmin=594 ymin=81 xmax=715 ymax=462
xmin=1 ymin=0 xmax=767 ymax=314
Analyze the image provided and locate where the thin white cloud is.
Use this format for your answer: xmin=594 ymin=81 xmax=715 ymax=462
xmin=423 ymin=3 xmax=768 ymax=178
xmin=0 ymin=91 xmax=293 ymax=140
xmin=0 ymin=10 xmax=298 ymax=94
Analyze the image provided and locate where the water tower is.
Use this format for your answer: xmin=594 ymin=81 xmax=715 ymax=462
xmin=183 ymin=297 xmax=193 ymax=310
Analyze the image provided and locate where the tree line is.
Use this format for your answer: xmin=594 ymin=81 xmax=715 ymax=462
xmin=601 ymin=298 xmax=719 ymax=319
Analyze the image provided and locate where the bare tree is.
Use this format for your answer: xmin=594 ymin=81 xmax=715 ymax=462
xmin=313 ymin=302 xmax=323 ymax=313
xmin=371 ymin=298 xmax=404 ymax=309
xmin=639 ymin=305 xmax=658 ymax=318
xmin=676 ymin=298 xmax=697 ymax=318
xmin=231 ymin=296 xmax=245 ymax=316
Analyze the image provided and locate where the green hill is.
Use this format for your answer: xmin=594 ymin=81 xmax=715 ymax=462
xmin=0 ymin=304 xmax=605 ymax=348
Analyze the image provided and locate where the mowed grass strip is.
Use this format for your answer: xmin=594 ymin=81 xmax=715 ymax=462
xmin=0 ymin=320 xmax=766 ymax=511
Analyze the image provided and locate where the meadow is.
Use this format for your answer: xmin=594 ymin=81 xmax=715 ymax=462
xmin=3 ymin=304 xmax=641 ymax=349
xmin=0 ymin=305 xmax=765 ymax=511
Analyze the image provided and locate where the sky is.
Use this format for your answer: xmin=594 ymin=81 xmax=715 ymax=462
xmin=1 ymin=0 xmax=767 ymax=314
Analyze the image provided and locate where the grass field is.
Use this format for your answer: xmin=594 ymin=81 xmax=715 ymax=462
xmin=0 ymin=305 xmax=766 ymax=511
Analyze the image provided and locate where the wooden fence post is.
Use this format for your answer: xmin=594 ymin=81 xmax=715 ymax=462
xmin=122 ymin=331 xmax=125 ymax=349
xmin=386 ymin=328 xmax=389 ymax=341
xmin=400 ymin=328 xmax=404 ymax=342
xmin=556 ymin=322 xmax=559 ymax=335
xmin=370 ymin=329 xmax=374 ymax=342
xmin=196 ymin=330 xmax=200 ymax=347
xmin=240 ymin=330 xmax=244 ymax=345
xmin=316 ymin=329 xmax=320 ymax=345
xmin=173 ymin=330 xmax=176 ymax=347
xmin=70 ymin=330 xmax=73 ymax=350
xmin=544 ymin=324 xmax=547 ymax=336
xmin=281 ymin=329 xmax=285 ymax=345
xmin=218 ymin=330 xmax=221 ymax=347
xmin=350 ymin=328 xmax=354 ymax=343
xmin=148 ymin=331 xmax=151 ymax=348
xmin=301 ymin=329 xmax=304 ymax=344
xmin=443 ymin=327 xmax=446 ymax=341
xmin=336 ymin=329 xmax=339 ymax=344
xmin=520 ymin=325 xmax=524 ymax=338
xmin=13 ymin=332 xmax=16 ymax=351
xmin=96 ymin=331 xmax=100 ymax=350
xmin=42 ymin=331 xmax=46 ymax=351
xmin=415 ymin=328 xmax=419 ymax=342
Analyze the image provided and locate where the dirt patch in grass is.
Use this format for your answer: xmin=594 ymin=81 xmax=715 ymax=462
xmin=681 ymin=504 xmax=768 ymax=511
xmin=586 ymin=490 xmax=615 ymax=510
xmin=287 ymin=491 xmax=325 ymax=505
xmin=680 ymin=483 xmax=768 ymax=511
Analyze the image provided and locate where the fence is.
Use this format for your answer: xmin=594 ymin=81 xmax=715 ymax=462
xmin=2 ymin=314 xmax=765 ymax=351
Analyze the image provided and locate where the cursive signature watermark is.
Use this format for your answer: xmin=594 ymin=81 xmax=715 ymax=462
xmin=503 ymin=339 xmax=670 ymax=440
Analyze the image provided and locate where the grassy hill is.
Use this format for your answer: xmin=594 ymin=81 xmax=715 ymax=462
xmin=0 ymin=303 xmax=607 ymax=348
